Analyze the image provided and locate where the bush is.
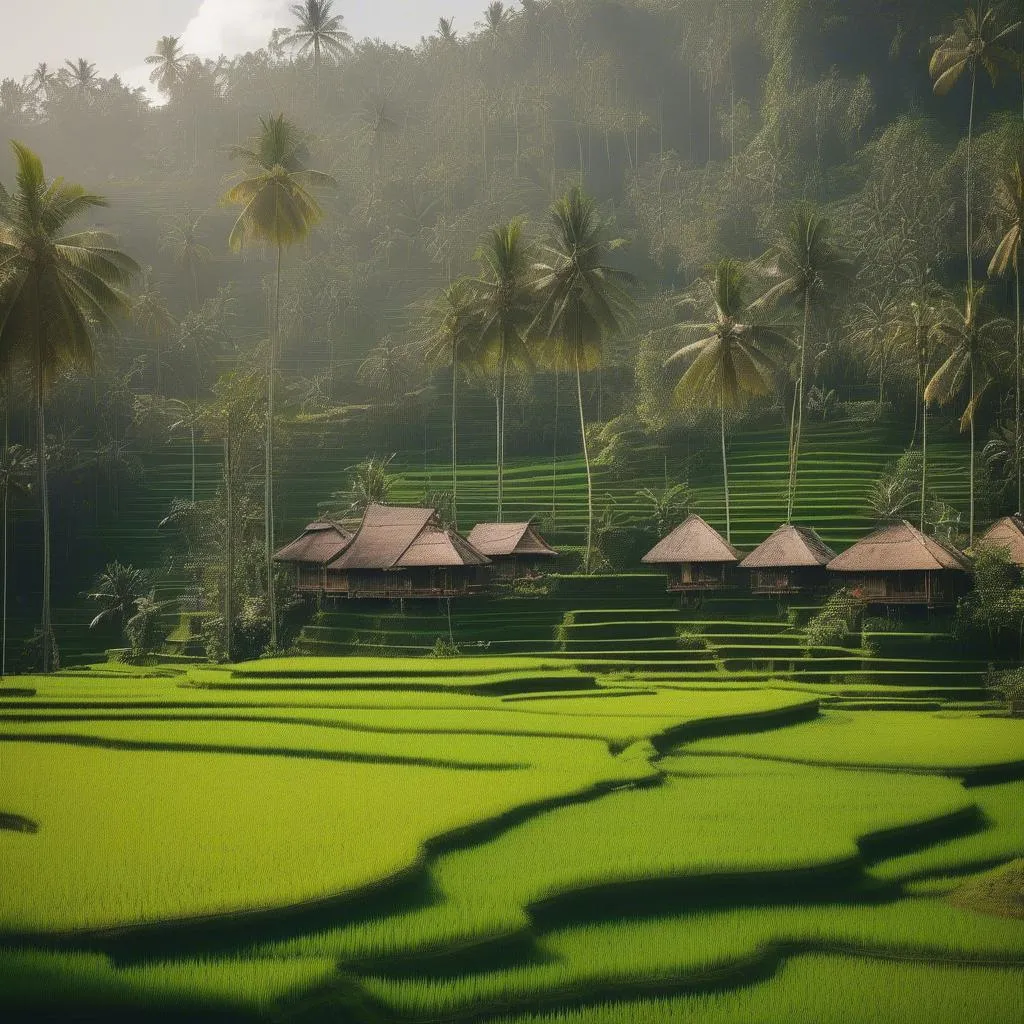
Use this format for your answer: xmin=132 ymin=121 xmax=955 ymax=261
xmin=675 ymin=629 xmax=709 ymax=653
xmin=431 ymin=637 xmax=462 ymax=658
xmin=991 ymin=668 xmax=1024 ymax=716
xmin=804 ymin=589 xmax=863 ymax=653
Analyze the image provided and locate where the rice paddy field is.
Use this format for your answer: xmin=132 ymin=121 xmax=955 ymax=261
xmin=2 ymin=650 xmax=1022 ymax=1022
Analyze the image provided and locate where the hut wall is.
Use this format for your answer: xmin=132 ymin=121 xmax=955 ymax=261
xmin=295 ymin=565 xmax=325 ymax=592
xmin=666 ymin=562 xmax=730 ymax=592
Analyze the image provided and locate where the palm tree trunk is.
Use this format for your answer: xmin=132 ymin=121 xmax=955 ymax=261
xmin=911 ymin=378 xmax=920 ymax=448
xmin=720 ymin=396 xmax=731 ymax=543
xmin=223 ymin=427 xmax=233 ymax=663
xmin=788 ymin=291 xmax=811 ymax=522
xmin=494 ymin=390 xmax=500 ymax=519
xmin=498 ymin=348 xmax=508 ymax=523
xmin=1016 ymin=257 xmax=1021 ymax=512
xmin=2 ymin=371 xmax=9 ymax=678
xmin=552 ymin=369 xmax=559 ymax=525
xmin=190 ymin=425 xmax=196 ymax=505
xmin=191 ymin=265 xmax=200 ymax=310
xmin=36 ymin=346 xmax=52 ymax=674
xmin=966 ymin=69 xmax=977 ymax=293
xmin=969 ymin=357 xmax=976 ymax=544
xmin=576 ymin=348 xmax=593 ymax=573
xmin=451 ymin=340 xmax=459 ymax=526
xmin=266 ymin=246 xmax=281 ymax=648
xmin=921 ymin=393 xmax=928 ymax=531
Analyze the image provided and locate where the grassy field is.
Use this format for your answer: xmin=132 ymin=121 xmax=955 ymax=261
xmin=1 ymin=655 xmax=1022 ymax=1022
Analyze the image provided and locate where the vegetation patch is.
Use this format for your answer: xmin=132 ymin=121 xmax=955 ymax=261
xmin=948 ymin=859 xmax=1024 ymax=920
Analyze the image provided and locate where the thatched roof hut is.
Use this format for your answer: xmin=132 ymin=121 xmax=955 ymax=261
xmin=325 ymin=504 xmax=490 ymax=598
xmin=642 ymin=515 xmax=741 ymax=592
xmin=273 ymin=522 xmax=355 ymax=592
xmin=978 ymin=515 xmax=1024 ymax=566
xmin=827 ymin=520 xmax=970 ymax=606
xmin=467 ymin=522 xmax=558 ymax=579
xmin=740 ymin=524 xmax=836 ymax=596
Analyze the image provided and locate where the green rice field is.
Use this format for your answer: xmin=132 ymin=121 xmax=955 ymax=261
xmin=1 ymin=655 xmax=1021 ymax=1022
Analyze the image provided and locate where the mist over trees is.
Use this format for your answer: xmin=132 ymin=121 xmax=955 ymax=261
xmin=1 ymin=0 xmax=1023 ymax=664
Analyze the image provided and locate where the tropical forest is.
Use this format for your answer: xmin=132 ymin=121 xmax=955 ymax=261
xmin=1 ymin=0 xmax=1023 ymax=1020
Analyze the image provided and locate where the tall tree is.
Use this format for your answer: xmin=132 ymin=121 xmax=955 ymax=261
xmin=925 ymin=285 xmax=1011 ymax=542
xmin=665 ymin=260 xmax=792 ymax=541
xmin=437 ymin=17 xmax=458 ymax=43
xmin=0 ymin=142 xmax=138 ymax=672
xmin=532 ymin=188 xmax=637 ymax=570
xmin=161 ymin=211 xmax=211 ymax=309
xmin=222 ymin=114 xmax=335 ymax=649
xmin=0 ymin=443 xmax=33 ymax=677
xmin=62 ymin=58 xmax=98 ymax=98
xmin=930 ymin=2 xmax=1022 ymax=292
xmin=472 ymin=219 xmax=535 ymax=522
xmin=484 ymin=3 xmax=508 ymax=33
xmin=423 ymin=278 xmax=482 ymax=527
xmin=987 ymin=153 xmax=1024 ymax=512
xmin=286 ymin=0 xmax=351 ymax=98
xmin=145 ymin=36 xmax=193 ymax=98
xmin=755 ymin=210 xmax=851 ymax=523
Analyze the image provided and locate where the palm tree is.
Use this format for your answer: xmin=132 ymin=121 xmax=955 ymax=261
xmin=925 ymin=285 xmax=1012 ymax=542
xmin=160 ymin=211 xmax=211 ymax=309
xmin=0 ymin=444 xmax=33 ymax=677
xmin=30 ymin=64 xmax=54 ymax=98
xmin=222 ymin=114 xmax=336 ymax=649
xmin=484 ymin=2 xmax=508 ymax=32
xmin=849 ymin=292 xmax=902 ymax=414
xmin=987 ymin=154 xmax=1024 ymax=512
xmin=87 ymin=561 xmax=151 ymax=632
xmin=423 ymin=279 xmax=482 ymax=525
xmin=930 ymin=2 xmax=1021 ymax=292
xmin=146 ymin=36 xmax=193 ymax=98
xmin=286 ymin=1 xmax=351 ymax=97
xmin=532 ymin=188 xmax=637 ymax=569
xmin=130 ymin=270 xmax=177 ymax=394
xmin=665 ymin=261 xmax=792 ymax=542
xmin=473 ymin=219 xmax=535 ymax=522
xmin=438 ymin=17 xmax=458 ymax=43
xmin=63 ymin=58 xmax=98 ymax=98
xmin=0 ymin=142 xmax=138 ymax=672
xmin=755 ymin=210 xmax=852 ymax=522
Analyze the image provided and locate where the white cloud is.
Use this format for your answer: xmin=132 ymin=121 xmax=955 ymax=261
xmin=180 ymin=0 xmax=291 ymax=60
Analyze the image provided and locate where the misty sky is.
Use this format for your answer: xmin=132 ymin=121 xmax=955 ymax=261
xmin=0 ymin=1 xmax=500 ymax=87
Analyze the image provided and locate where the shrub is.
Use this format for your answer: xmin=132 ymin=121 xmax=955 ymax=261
xmin=431 ymin=637 xmax=462 ymax=658
xmin=124 ymin=595 xmax=168 ymax=663
xmin=804 ymin=588 xmax=863 ymax=653
xmin=991 ymin=668 xmax=1024 ymax=717
xmin=676 ymin=629 xmax=709 ymax=653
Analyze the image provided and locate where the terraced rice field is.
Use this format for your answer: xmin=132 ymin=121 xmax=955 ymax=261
xmin=1 ymin=658 xmax=1021 ymax=1022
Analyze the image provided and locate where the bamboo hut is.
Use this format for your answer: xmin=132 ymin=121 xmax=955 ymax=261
xmin=978 ymin=515 xmax=1024 ymax=569
xmin=324 ymin=504 xmax=490 ymax=598
xmin=467 ymin=522 xmax=558 ymax=581
xmin=641 ymin=515 xmax=741 ymax=593
xmin=740 ymin=524 xmax=836 ymax=596
xmin=273 ymin=521 xmax=355 ymax=594
xmin=826 ymin=520 xmax=971 ymax=607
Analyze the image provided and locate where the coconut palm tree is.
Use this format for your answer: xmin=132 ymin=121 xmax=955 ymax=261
xmin=925 ymin=285 xmax=1012 ymax=542
xmin=930 ymin=2 xmax=1021 ymax=292
xmin=130 ymin=270 xmax=176 ymax=394
xmin=665 ymin=260 xmax=792 ymax=542
xmin=754 ymin=209 xmax=852 ymax=522
xmin=286 ymin=1 xmax=351 ymax=97
xmin=423 ymin=279 xmax=482 ymax=525
xmin=87 ymin=561 xmax=151 ymax=632
xmin=532 ymin=188 xmax=637 ymax=569
xmin=222 ymin=114 xmax=336 ymax=649
xmin=438 ymin=17 xmax=458 ymax=43
xmin=146 ymin=36 xmax=193 ymax=98
xmin=987 ymin=154 xmax=1024 ymax=512
xmin=62 ymin=58 xmax=99 ymax=98
xmin=0 ymin=142 xmax=138 ymax=672
xmin=473 ymin=219 xmax=535 ymax=522
xmin=160 ymin=211 xmax=211 ymax=309
xmin=0 ymin=443 xmax=33 ymax=677
xmin=30 ymin=64 xmax=54 ymax=98
xmin=484 ymin=3 xmax=508 ymax=32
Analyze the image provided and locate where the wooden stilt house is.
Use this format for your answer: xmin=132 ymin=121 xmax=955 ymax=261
xmin=826 ymin=520 xmax=971 ymax=607
xmin=273 ymin=521 xmax=355 ymax=595
xmin=467 ymin=522 xmax=558 ymax=580
xmin=740 ymin=524 xmax=836 ymax=596
xmin=323 ymin=504 xmax=490 ymax=599
xmin=642 ymin=515 xmax=741 ymax=593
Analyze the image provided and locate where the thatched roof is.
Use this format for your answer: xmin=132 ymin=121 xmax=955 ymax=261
xmin=827 ymin=521 xmax=970 ymax=573
xmin=642 ymin=515 xmax=741 ymax=565
xmin=273 ymin=522 xmax=354 ymax=565
xmin=329 ymin=504 xmax=490 ymax=570
xmin=979 ymin=515 xmax=1024 ymax=566
xmin=467 ymin=522 xmax=558 ymax=558
xmin=740 ymin=524 xmax=836 ymax=570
